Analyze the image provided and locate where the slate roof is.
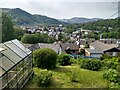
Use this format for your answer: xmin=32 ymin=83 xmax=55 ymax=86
xmin=85 ymin=48 xmax=103 ymax=54
xmin=38 ymin=43 xmax=60 ymax=53
xmin=90 ymin=41 xmax=119 ymax=52
xmin=60 ymin=43 xmax=79 ymax=50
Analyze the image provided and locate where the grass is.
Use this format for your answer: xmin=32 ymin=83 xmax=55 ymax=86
xmin=25 ymin=64 xmax=108 ymax=88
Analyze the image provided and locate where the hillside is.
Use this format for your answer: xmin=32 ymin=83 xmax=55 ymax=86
xmin=2 ymin=8 xmax=67 ymax=26
xmin=58 ymin=17 xmax=102 ymax=24
xmin=81 ymin=18 xmax=119 ymax=31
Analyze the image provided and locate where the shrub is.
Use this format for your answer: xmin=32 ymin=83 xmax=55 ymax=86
xmin=103 ymin=69 xmax=120 ymax=83
xmin=80 ymin=59 xmax=102 ymax=71
xmin=70 ymin=58 xmax=78 ymax=64
xmin=33 ymin=48 xmax=57 ymax=69
xmin=58 ymin=54 xmax=71 ymax=66
xmin=34 ymin=69 xmax=53 ymax=87
xmin=100 ymin=54 xmax=112 ymax=60
xmin=102 ymin=57 xmax=120 ymax=70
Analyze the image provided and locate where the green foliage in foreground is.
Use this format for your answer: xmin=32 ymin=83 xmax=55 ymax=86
xmin=103 ymin=69 xmax=120 ymax=84
xmin=33 ymin=48 xmax=57 ymax=70
xmin=80 ymin=59 xmax=102 ymax=71
xmin=33 ymin=69 xmax=53 ymax=87
xmin=26 ymin=65 xmax=107 ymax=88
xmin=57 ymin=54 xmax=71 ymax=66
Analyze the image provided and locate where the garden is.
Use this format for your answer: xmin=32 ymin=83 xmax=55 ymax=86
xmin=25 ymin=48 xmax=120 ymax=88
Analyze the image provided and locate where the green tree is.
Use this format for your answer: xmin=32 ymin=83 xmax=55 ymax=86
xmin=21 ymin=34 xmax=38 ymax=44
xmin=2 ymin=13 xmax=15 ymax=42
xmin=33 ymin=48 xmax=57 ymax=69
xmin=14 ymin=26 xmax=24 ymax=40
xmin=58 ymin=33 xmax=63 ymax=41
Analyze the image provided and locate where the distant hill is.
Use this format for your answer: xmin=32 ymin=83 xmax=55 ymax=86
xmin=1 ymin=8 xmax=67 ymax=26
xmin=58 ymin=17 xmax=102 ymax=24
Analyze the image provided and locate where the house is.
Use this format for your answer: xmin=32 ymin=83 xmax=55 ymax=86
xmin=60 ymin=43 xmax=79 ymax=54
xmin=85 ymin=41 xmax=120 ymax=58
xmin=85 ymin=48 xmax=103 ymax=58
xmin=38 ymin=43 xmax=60 ymax=54
xmin=27 ymin=43 xmax=60 ymax=54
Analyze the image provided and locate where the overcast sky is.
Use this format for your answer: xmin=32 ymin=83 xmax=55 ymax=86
xmin=0 ymin=0 xmax=119 ymax=19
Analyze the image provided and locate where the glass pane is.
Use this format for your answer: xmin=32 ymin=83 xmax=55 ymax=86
xmin=1 ymin=56 xmax=14 ymax=71
xmin=8 ymin=66 xmax=17 ymax=82
xmin=4 ymin=41 xmax=27 ymax=58
xmin=0 ymin=67 xmax=5 ymax=77
xmin=2 ymin=74 xmax=7 ymax=87
xmin=0 ymin=77 xmax=2 ymax=90
xmin=2 ymin=47 xmax=22 ymax=63
xmin=12 ymin=39 xmax=31 ymax=54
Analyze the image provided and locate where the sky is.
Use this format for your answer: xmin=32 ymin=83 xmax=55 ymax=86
xmin=0 ymin=0 xmax=119 ymax=19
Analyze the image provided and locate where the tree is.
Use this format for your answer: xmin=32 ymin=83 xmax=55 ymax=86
xmin=21 ymin=34 xmax=38 ymax=44
xmin=57 ymin=54 xmax=71 ymax=66
xmin=58 ymin=33 xmax=63 ymax=41
xmin=14 ymin=26 xmax=24 ymax=40
xmin=21 ymin=33 xmax=55 ymax=44
xmin=79 ymin=48 xmax=85 ymax=56
xmin=33 ymin=48 xmax=57 ymax=69
xmin=2 ymin=13 xmax=15 ymax=42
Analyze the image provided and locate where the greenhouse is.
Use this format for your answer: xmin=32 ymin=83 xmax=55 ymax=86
xmin=0 ymin=39 xmax=33 ymax=89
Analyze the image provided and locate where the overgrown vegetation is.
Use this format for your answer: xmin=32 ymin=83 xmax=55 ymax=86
xmin=80 ymin=58 xmax=102 ymax=71
xmin=33 ymin=69 xmax=53 ymax=87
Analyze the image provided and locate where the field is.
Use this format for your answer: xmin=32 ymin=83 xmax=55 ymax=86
xmin=26 ymin=64 xmax=108 ymax=88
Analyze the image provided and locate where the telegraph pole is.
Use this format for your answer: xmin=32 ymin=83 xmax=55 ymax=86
xmin=79 ymin=28 xmax=82 ymax=48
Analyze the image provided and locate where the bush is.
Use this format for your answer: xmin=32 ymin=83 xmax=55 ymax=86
xmin=70 ymin=58 xmax=78 ymax=64
xmin=58 ymin=54 xmax=71 ymax=66
xmin=102 ymin=57 xmax=120 ymax=70
xmin=80 ymin=59 xmax=102 ymax=71
xmin=34 ymin=69 xmax=53 ymax=87
xmin=100 ymin=54 xmax=112 ymax=60
xmin=33 ymin=48 xmax=57 ymax=69
xmin=103 ymin=69 xmax=120 ymax=83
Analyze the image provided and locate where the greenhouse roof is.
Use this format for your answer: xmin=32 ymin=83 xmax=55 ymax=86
xmin=0 ymin=39 xmax=32 ymax=77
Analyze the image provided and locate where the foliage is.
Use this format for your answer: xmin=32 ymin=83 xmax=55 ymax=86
xmin=2 ymin=13 xmax=16 ymax=42
xmin=100 ymin=54 xmax=112 ymax=60
xmin=58 ymin=33 xmax=63 ymax=41
xmin=102 ymin=57 xmax=120 ymax=70
xmin=14 ymin=26 xmax=24 ymax=40
xmin=79 ymin=48 xmax=85 ymax=56
xmin=65 ymin=24 xmax=75 ymax=34
xmin=57 ymin=54 xmax=71 ymax=66
xmin=80 ymin=59 xmax=102 ymax=71
xmin=27 ymin=65 xmax=107 ymax=88
xmin=33 ymin=69 xmax=53 ymax=87
xmin=21 ymin=34 xmax=38 ymax=44
xmin=33 ymin=48 xmax=57 ymax=69
xmin=70 ymin=58 xmax=78 ymax=64
xmin=103 ymin=69 xmax=120 ymax=84
xmin=69 ymin=70 xmax=79 ymax=82
xmin=21 ymin=33 xmax=55 ymax=44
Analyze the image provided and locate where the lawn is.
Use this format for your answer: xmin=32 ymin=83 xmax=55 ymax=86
xmin=25 ymin=64 xmax=108 ymax=88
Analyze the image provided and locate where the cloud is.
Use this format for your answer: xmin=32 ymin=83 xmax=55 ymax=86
xmin=0 ymin=1 xmax=119 ymax=19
